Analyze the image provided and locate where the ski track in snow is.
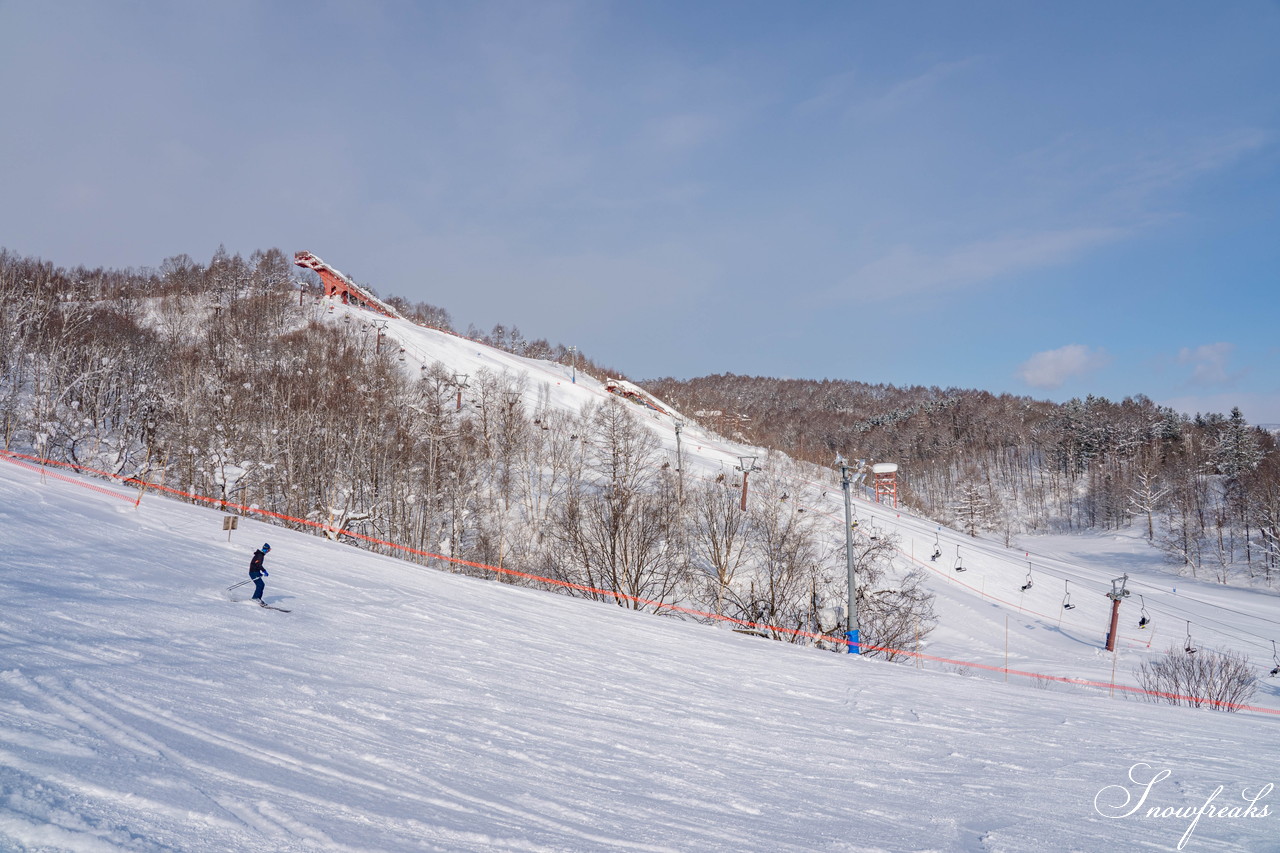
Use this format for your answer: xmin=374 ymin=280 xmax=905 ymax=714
xmin=3 ymin=307 xmax=1280 ymax=850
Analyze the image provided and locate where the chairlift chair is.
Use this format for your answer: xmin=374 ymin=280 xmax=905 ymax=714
xmin=1062 ymin=580 xmax=1075 ymax=610
xmin=1270 ymin=641 xmax=1279 ymax=677
xmin=1184 ymin=621 xmax=1197 ymax=655
xmin=1138 ymin=595 xmax=1151 ymax=629
xmin=931 ymin=530 xmax=941 ymax=561
xmin=1020 ymin=563 xmax=1034 ymax=592
xmin=953 ymin=545 xmax=966 ymax=573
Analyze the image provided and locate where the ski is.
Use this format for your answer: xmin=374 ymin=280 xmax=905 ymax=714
xmin=231 ymin=598 xmax=292 ymax=612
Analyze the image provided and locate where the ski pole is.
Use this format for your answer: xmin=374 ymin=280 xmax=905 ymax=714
xmin=226 ymin=578 xmax=255 ymax=591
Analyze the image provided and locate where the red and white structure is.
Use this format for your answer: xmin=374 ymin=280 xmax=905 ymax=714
xmin=871 ymin=462 xmax=899 ymax=508
xmin=294 ymin=251 xmax=400 ymax=319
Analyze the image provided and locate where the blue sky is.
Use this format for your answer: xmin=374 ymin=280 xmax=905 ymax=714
xmin=3 ymin=1 xmax=1278 ymax=423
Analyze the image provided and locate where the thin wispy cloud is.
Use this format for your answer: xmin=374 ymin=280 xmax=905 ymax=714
xmin=835 ymin=226 xmax=1124 ymax=302
xmin=1014 ymin=128 xmax=1273 ymax=222
xmin=1177 ymin=342 xmax=1241 ymax=387
xmin=1114 ymin=129 xmax=1270 ymax=204
xmin=645 ymin=112 xmax=723 ymax=153
xmin=828 ymin=127 xmax=1270 ymax=306
xmin=861 ymin=57 xmax=982 ymax=117
xmin=819 ymin=123 xmax=1268 ymax=306
xmin=797 ymin=57 xmax=980 ymax=120
xmin=1017 ymin=344 xmax=1110 ymax=390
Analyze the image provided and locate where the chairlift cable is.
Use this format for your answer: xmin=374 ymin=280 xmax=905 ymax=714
xmin=1119 ymin=585 xmax=1277 ymax=653
xmin=936 ymin=540 xmax=1280 ymax=650
xmin=1125 ymin=576 xmax=1280 ymax=630
xmin=797 ymin=463 xmax=1277 ymax=656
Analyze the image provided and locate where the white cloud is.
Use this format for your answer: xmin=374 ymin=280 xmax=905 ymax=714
xmin=1177 ymin=342 xmax=1238 ymax=386
xmin=1016 ymin=344 xmax=1110 ymax=390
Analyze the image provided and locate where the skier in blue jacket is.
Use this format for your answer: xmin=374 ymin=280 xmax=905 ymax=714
xmin=249 ymin=543 xmax=271 ymax=605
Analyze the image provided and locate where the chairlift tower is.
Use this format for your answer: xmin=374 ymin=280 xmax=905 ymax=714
xmin=1105 ymin=574 xmax=1130 ymax=652
xmin=453 ymin=374 xmax=469 ymax=412
xmin=672 ymin=419 xmax=685 ymax=503
xmin=872 ymin=462 xmax=899 ymax=508
xmin=736 ymin=456 xmax=758 ymax=511
xmin=370 ymin=319 xmax=388 ymax=354
xmin=837 ymin=455 xmax=861 ymax=655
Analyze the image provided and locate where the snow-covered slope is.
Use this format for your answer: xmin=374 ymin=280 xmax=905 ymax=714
xmin=4 ymin=295 xmax=1278 ymax=850
xmin=367 ymin=305 xmax=736 ymax=476
xmin=2 ymin=455 xmax=1279 ymax=852
xmin=354 ymin=300 xmax=1280 ymax=707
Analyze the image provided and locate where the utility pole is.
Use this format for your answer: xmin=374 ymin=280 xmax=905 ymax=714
xmin=838 ymin=455 xmax=860 ymax=655
xmin=736 ymin=456 xmax=758 ymax=511
xmin=568 ymin=346 xmax=577 ymax=384
xmin=1105 ymin=574 xmax=1130 ymax=652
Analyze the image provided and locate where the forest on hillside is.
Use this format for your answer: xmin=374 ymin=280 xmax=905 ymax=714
xmin=0 ymin=247 xmax=931 ymax=655
xmin=642 ymin=373 xmax=1280 ymax=584
xmin=2 ymin=245 xmax=1276 ymax=616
